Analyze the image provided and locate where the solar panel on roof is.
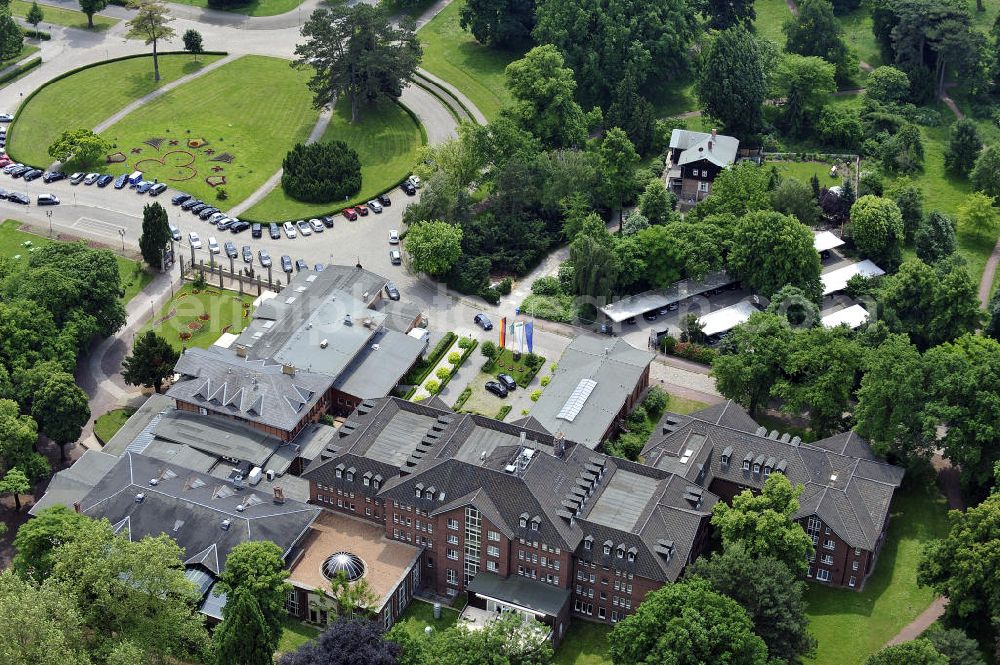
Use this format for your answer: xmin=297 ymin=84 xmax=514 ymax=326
xmin=556 ymin=379 xmax=598 ymax=422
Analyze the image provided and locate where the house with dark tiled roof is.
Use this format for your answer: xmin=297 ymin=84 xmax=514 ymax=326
xmin=301 ymin=396 xmax=718 ymax=639
xmin=666 ymin=128 xmax=740 ymax=209
xmin=642 ymin=400 xmax=904 ymax=590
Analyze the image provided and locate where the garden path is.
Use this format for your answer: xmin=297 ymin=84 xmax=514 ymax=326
xmin=979 ymin=239 xmax=1000 ymax=307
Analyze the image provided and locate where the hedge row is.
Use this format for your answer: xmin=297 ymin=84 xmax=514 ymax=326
xmin=23 ymin=29 xmax=51 ymax=40
xmin=402 ymin=331 xmax=457 ymax=386
xmin=0 ymin=56 xmax=40 ymax=87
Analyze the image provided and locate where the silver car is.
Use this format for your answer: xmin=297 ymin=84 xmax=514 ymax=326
xmin=309 ymin=218 xmax=324 ymax=233
xmin=295 ymin=219 xmax=312 ymax=236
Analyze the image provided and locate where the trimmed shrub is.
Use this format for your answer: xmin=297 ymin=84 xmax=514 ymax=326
xmin=281 ymin=140 xmax=361 ymax=203
xmin=540 ymin=375 xmax=550 ymax=387
xmin=447 ymin=351 xmax=461 ymax=365
xmin=530 ymin=389 xmax=542 ymax=401
xmin=457 ymin=337 xmax=474 ymax=349
xmin=425 ymin=379 xmax=440 ymax=395
xmin=435 ymin=366 xmax=451 ymax=381
xmin=0 ymin=56 xmax=39 ymax=86
xmin=496 ymin=405 xmax=512 ymax=420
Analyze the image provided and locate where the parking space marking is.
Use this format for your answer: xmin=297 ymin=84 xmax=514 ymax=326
xmin=73 ymin=217 xmax=124 ymax=237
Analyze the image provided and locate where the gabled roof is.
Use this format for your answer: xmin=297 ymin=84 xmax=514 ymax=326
xmin=642 ymin=401 xmax=904 ymax=550
xmin=670 ymin=129 xmax=739 ymax=168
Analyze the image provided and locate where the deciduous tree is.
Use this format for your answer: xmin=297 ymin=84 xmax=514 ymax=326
xmin=459 ymin=0 xmax=535 ymax=47
xmin=698 ymin=26 xmax=771 ymax=137
xmin=888 ymin=180 xmax=924 ymax=242
xmin=783 ymin=0 xmax=855 ymax=83
xmin=0 ymin=12 xmax=23 ymax=60
xmin=0 ymin=569 xmax=92 ymax=665
xmin=125 ymin=1 xmax=175 ymax=82
xmin=728 ymin=210 xmax=822 ymax=299
xmin=775 ymin=54 xmax=837 ymax=136
xmin=849 ymin=195 xmax=905 ymax=270
xmin=772 ymin=177 xmax=822 ymax=226
xmin=31 ymin=372 xmax=90 ymax=461
xmin=26 ymin=2 xmax=43 ymax=31
xmin=47 ymin=129 xmax=111 ymax=168
xmin=864 ymin=640 xmax=948 ymax=665
xmin=865 ymin=66 xmax=910 ymax=104
xmin=606 ymin=71 xmax=655 ymax=155
xmin=711 ymin=473 xmax=813 ymax=575
xmin=711 ymin=312 xmax=793 ymax=416
xmin=638 ymin=179 xmax=677 ymax=225
xmin=182 ymin=29 xmax=203 ymax=60
xmin=0 ymin=467 xmax=30 ymax=511
xmin=971 ymin=144 xmax=1000 ymax=199
xmin=608 ymin=577 xmax=768 ymax=665
xmin=502 ymin=45 xmax=588 ymax=149
xmin=765 ymin=284 xmax=821 ymax=327
xmin=294 ymin=4 xmax=421 ymax=122
xmin=404 ymin=221 xmax=463 ymax=277
xmin=597 ymin=127 xmax=639 ymax=221
xmin=122 ymin=331 xmax=179 ymax=394
xmin=79 ymin=0 xmax=108 ymax=29
xmin=700 ymin=0 xmax=755 ymax=29
xmin=923 ymin=625 xmax=986 ymax=665
xmin=0 ymin=398 xmax=48 ymax=484
xmin=279 ymin=618 xmax=399 ymax=665
xmin=957 ymin=191 xmax=1000 ymax=239
xmin=12 ymin=504 xmax=93 ymax=582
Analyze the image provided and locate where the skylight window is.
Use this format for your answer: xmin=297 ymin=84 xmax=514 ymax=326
xmin=556 ymin=379 xmax=597 ymax=422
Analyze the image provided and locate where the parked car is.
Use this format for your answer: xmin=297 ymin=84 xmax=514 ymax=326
xmin=308 ymin=218 xmax=324 ymax=233
xmin=251 ymin=223 xmax=262 ymax=238
xmin=216 ymin=217 xmax=234 ymax=231
xmin=367 ymin=200 xmax=382 ymax=213
xmin=389 ymin=249 xmax=402 ymax=265
xmin=181 ymin=198 xmax=202 ymax=210
xmin=83 ymin=173 xmax=100 ymax=185
xmin=342 ymin=208 xmax=357 ymax=221
xmin=36 ymin=193 xmax=59 ymax=206
xmin=388 ymin=229 xmax=399 ymax=244
xmin=377 ymin=194 xmax=391 ymax=207
xmin=10 ymin=166 xmax=30 ymax=178
xmin=169 ymin=224 xmax=182 ymax=241
xmin=190 ymin=203 xmax=208 ymax=214
xmin=597 ymin=323 xmax=615 ymax=336
xmin=198 ymin=206 xmax=219 ymax=220
xmin=242 ymin=245 xmax=253 ymax=263
xmin=0 ymin=113 xmax=14 ymax=122
xmin=114 ymin=174 xmax=129 ymax=189
xmin=355 ymin=205 xmax=368 ymax=217
xmin=282 ymin=221 xmax=297 ymax=239
xmin=208 ymin=236 xmax=220 ymax=254
xmin=474 ymin=313 xmax=493 ymax=331
xmin=0 ymin=188 xmax=9 ymax=199
xmin=208 ymin=212 xmax=226 ymax=225
xmin=624 ymin=317 xmax=637 ymax=325
xmin=42 ymin=171 xmax=65 ymax=184
xmin=485 ymin=381 xmax=508 ymax=398
xmin=149 ymin=182 xmax=167 ymax=196
xmin=230 ymin=221 xmax=250 ymax=234
xmin=384 ymin=281 xmax=400 ymax=300
xmin=268 ymin=223 xmax=281 ymax=239
xmin=3 ymin=163 xmax=22 ymax=175
xmin=22 ymin=169 xmax=43 ymax=182
xmin=407 ymin=175 xmax=422 ymax=189
xmin=295 ymin=259 xmax=308 ymax=272
xmin=188 ymin=232 xmax=202 ymax=249
xmin=295 ymin=220 xmax=312 ymax=236
xmin=314 ymin=263 xmax=326 ymax=272
xmin=642 ymin=311 xmax=658 ymax=322
xmin=280 ymin=255 xmax=293 ymax=273
xmin=223 ymin=241 xmax=237 ymax=259
xmin=497 ymin=374 xmax=517 ymax=391
xmin=258 ymin=249 xmax=272 ymax=267
xmin=321 ymin=216 xmax=335 ymax=228
xmin=172 ymin=193 xmax=191 ymax=205
xmin=7 ymin=192 xmax=28 ymax=204
xmin=98 ymin=174 xmax=115 ymax=188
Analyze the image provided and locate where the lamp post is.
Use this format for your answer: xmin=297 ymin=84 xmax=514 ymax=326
xmin=118 ymin=228 xmax=125 ymax=253
xmin=45 ymin=209 xmax=52 ymax=237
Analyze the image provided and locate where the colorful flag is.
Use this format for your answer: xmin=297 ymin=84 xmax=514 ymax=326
xmin=499 ymin=317 xmax=506 ymax=348
xmin=513 ymin=322 xmax=524 ymax=355
xmin=525 ymin=322 xmax=534 ymax=354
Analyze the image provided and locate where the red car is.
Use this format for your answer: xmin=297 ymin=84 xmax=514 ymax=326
xmin=342 ymin=208 xmax=358 ymax=221
xmin=355 ymin=205 xmax=369 ymax=217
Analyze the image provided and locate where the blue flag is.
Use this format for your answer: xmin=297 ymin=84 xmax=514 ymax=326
xmin=525 ymin=322 xmax=534 ymax=354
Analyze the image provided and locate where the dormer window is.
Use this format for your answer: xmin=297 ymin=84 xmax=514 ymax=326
xmin=627 ymin=551 xmax=636 ymax=563
xmin=616 ymin=546 xmax=625 ymax=559
xmin=742 ymin=460 xmax=750 ymax=471
xmin=530 ymin=517 xmax=540 ymax=532
xmin=363 ymin=476 xmax=370 ymax=487
xmin=721 ymin=454 xmax=730 ymax=465
xmin=584 ymin=538 xmax=593 ymax=551
xmin=752 ymin=463 xmax=760 ymax=474
xmin=519 ymin=513 xmax=528 ymax=528
xmin=425 ymin=490 xmax=433 ymax=500
xmin=346 ymin=471 xmax=354 ymax=482
xmin=373 ymin=480 xmax=380 ymax=490
xmin=335 ymin=465 xmax=344 ymax=478
xmin=763 ymin=466 xmax=771 ymax=477
xmin=415 ymin=488 xmax=422 ymax=498
xmin=603 ymin=540 xmax=612 ymax=555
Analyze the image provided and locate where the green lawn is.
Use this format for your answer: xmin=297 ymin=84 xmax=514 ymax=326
xmin=13 ymin=0 xmax=117 ymax=30
xmin=666 ymin=393 xmax=711 ymax=415
xmin=244 ymin=99 xmax=425 ymax=221
xmin=158 ymin=0 xmax=304 ymax=17
xmin=837 ymin=7 xmax=883 ymax=70
xmin=804 ymin=479 xmax=950 ymax=665
xmin=2 ymin=43 xmax=39 ymax=68
xmin=94 ymin=408 xmax=134 ymax=443
xmin=649 ymin=77 xmax=700 ymax=119
xmin=554 ymin=622 xmax=613 ymax=665
xmin=9 ymin=54 xmax=225 ymax=167
xmin=482 ymin=348 xmax=545 ymax=387
xmin=0 ymin=219 xmax=152 ymax=302
xmin=139 ymin=283 xmax=255 ymax=351
xmin=754 ymin=0 xmax=790 ymax=47
xmin=417 ymin=0 xmax=520 ymax=119
xmin=275 ymin=616 xmax=321 ymax=656
xmin=99 ymin=55 xmax=318 ymax=206
xmin=394 ymin=599 xmax=460 ymax=637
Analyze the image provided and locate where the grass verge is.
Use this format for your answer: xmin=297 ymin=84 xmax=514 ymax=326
xmin=157 ymin=0 xmax=305 ymax=17
xmin=417 ymin=0 xmax=520 ymax=120
xmin=553 ymin=621 xmax=613 ymax=665
xmin=9 ymin=53 xmax=225 ymax=167
xmin=0 ymin=219 xmax=151 ymax=302
xmin=804 ymin=478 xmax=950 ymax=665
xmin=99 ymin=55 xmax=317 ymax=206
xmin=13 ymin=0 xmax=117 ymax=30
xmin=94 ymin=407 xmax=134 ymax=443
xmin=244 ymin=99 xmax=424 ymax=221
xmin=275 ymin=615 xmax=321 ymax=656
xmin=394 ymin=599 xmax=460 ymax=637
xmin=139 ymin=282 xmax=255 ymax=351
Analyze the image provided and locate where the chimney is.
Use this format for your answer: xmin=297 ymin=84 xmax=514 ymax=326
xmin=73 ymin=501 xmax=82 ymax=513
xmin=711 ymin=128 xmax=717 ymax=139
xmin=708 ymin=139 xmax=713 ymax=151
xmin=235 ymin=345 xmax=247 ymax=358
xmin=281 ymin=363 xmax=295 ymax=376
xmin=273 ymin=486 xmax=285 ymax=504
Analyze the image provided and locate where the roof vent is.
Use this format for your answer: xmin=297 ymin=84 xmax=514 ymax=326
xmin=829 ymin=474 xmax=838 ymax=482
xmin=221 ymin=519 xmax=231 ymax=531
xmin=504 ymin=464 xmax=517 ymax=474
xmin=320 ymin=339 xmax=328 ymax=349
xmin=236 ymin=503 xmax=246 ymax=512
xmin=134 ymin=493 xmax=145 ymax=503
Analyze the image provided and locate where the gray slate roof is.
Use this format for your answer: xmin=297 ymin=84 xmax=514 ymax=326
xmin=168 ymin=347 xmax=333 ymax=433
xmin=30 ymin=449 xmax=119 ymax=516
xmin=332 ymin=328 xmax=425 ymax=400
xmin=642 ymin=401 xmax=904 ymax=550
xmin=79 ymin=452 xmax=320 ymax=571
xmin=530 ymin=337 xmax=654 ymax=449
xmin=467 ymin=572 xmax=571 ymax=617
xmin=669 ymin=129 xmax=740 ymax=168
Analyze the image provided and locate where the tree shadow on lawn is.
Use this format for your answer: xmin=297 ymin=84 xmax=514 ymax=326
xmin=121 ymin=60 xmax=207 ymax=98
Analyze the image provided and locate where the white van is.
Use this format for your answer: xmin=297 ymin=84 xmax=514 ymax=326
xmin=128 ymin=171 xmax=143 ymax=186
xmin=208 ymin=236 xmax=220 ymax=254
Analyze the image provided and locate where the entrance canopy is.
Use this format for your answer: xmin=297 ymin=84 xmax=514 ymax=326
xmin=467 ymin=572 xmax=571 ymax=619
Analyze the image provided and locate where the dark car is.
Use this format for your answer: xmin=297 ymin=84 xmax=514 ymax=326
xmin=295 ymin=259 xmax=308 ymax=272
xmin=384 ymin=281 xmax=400 ymax=301
xmin=401 ymin=181 xmax=416 ymax=196
xmin=485 ymin=381 xmax=508 ymax=398
xmin=169 ymin=224 xmax=182 ymax=242
xmin=597 ymin=323 xmax=615 ymax=336
xmin=22 ymin=169 xmax=43 ymax=182
xmin=378 ymin=193 xmax=391 ymax=206
xmin=148 ymin=182 xmax=167 ymax=195
xmin=497 ymin=374 xmax=517 ymax=391
xmin=342 ymin=208 xmax=357 ymax=221
xmin=42 ymin=171 xmax=65 ymax=184
xmin=624 ymin=317 xmax=637 ymax=325
xmin=172 ymin=193 xmax=191 ymax=205
xmin=198 ymin=207 xmax=219 ymax=220
xmin=36 ymin=193 xmax=59 ymax=206
xmin=230 ymin=221 xmax=250 ymax=234
xmin=7 ymin=192 xmax=28 ymax=204
xmin=242 ymin=245 xmax=253 ymax=263
xmin=190 ymin=203 xmax=208 ymax=214
xmin=389 ymin=249 xmax=402 ymax=265
xmin=642 ymin=311 xmax=658 ymax=322
xmin=223 ymin=241 xmax=237 ymax=259
xmin=251 ymin=222 xmax=262 ymax=238
xmin=97 ymin=174 xmax=115 ymax=188
xmin=320 ymin=216 xmax=335 ymax=228
xmin=0 ymin=188 xmax=9 ymax=199
xmin=114 ymin=174 xmax=129 ymax=189
xmin=10 ymin=166 xmax=30 ymax=178
xmin=474 ymin=313 xmax=493 ymax=331
xmin=280 ymin=255 xmax=293 ymax=273
xmin=268 ymin=223 xmax=281 ymax=240
xmin=181 ymin=199 xmax=202 ymax=210
xmin=258 ymin=249 xmax=272 ymax=268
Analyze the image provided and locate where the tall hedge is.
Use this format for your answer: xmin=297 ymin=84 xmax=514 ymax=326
xmin=281 ymin=141 xmax=361 ymax=203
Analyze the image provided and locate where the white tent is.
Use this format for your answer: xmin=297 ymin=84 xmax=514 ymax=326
xmin=698 ymin=301 xmax=759 ymax=337
xmin=821 ymin=260 xmax=885 ymax=296
xmin=814 ymin=230 xmax=845 ymax=253
xmin=822 ymin=305 xmax=870 ymax=329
